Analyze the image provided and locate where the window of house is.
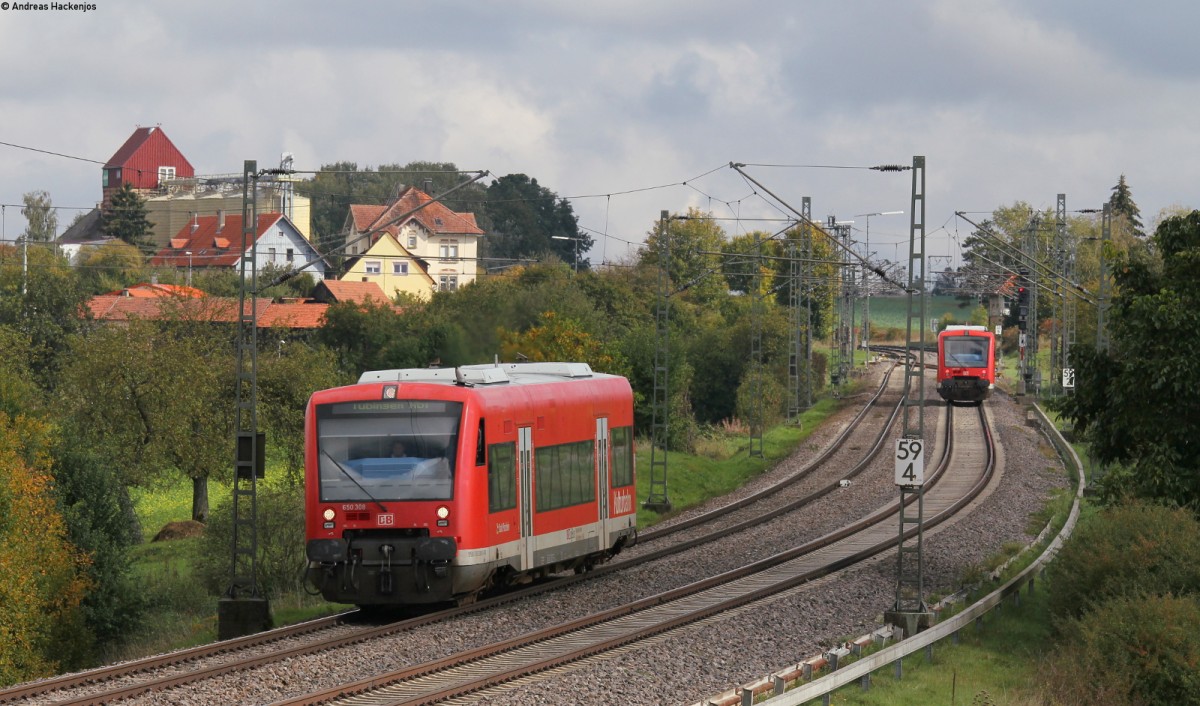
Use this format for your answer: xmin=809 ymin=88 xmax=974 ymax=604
xmin=102 ymin=170 xmax=109 ymax=188
xmin=439 ymin=241 xmax=458 ymax=260
xmin=408 ymin=235 xmax=417 ymax=249
xmin=393 ymin=261 xmax=408 ymax=275
xmin=365 ymin=260 xmax=381 ymax=275
xmin=439 ymin=274 xmax=458 ymax=292
xmin=286 ymin=248 xmax=294 ymax=262
xmin=158 ymin=166 xmax=176 ymax=184
xmin=268 ymin=247 xmax=277 ymax=263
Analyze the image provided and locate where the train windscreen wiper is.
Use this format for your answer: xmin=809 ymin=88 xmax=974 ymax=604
xmin=320 ymin=449 xmax=387 ymax=512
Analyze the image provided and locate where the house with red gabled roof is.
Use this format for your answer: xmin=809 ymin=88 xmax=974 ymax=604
xmin=149 ymin=211 xmax=327 ymax=281
xmin=102 ymin=125 xmax=194 ymax=206
xmin=342 ymin=184 xmax=485 ymax=296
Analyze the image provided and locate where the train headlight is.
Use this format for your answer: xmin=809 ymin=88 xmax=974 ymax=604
xmin=436 ymin=506 xmax=450 ymax=520
xmin=323 ymin=508 xmax=336 ymax=521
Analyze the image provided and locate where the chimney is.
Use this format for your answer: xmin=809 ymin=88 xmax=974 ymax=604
xmin=217 ymin=209 xmax=226 ymax=233
xmin=423 ymin=179 xmax=433 ymax=194
xmin=190 ymin=213 xmax=198 ymax=234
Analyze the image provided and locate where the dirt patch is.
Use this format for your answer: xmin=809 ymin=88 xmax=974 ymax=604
xmin=152 ymin=520 xmax=205 ymax=542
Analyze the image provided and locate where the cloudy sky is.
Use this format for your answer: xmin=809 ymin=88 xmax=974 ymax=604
xmin=1 ymin=0 xmax=1197 ymax=269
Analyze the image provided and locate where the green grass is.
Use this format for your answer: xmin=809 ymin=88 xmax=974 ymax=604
xmin=634 ymin=397 xmax=843 ymax=527
xmin=827 ymin=585 xmax=1051 ymax=705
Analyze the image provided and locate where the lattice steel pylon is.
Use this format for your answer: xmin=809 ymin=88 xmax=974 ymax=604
xmin=748 ymin=231 xmax=765 ymax=457
xmin=219 ymin=160 xmax=270 ymax=639
xmin=893 ymin=155 xmax=929 ymax=620
xmin=802 ymin=198 xmax=814 ymax=410
xmin=787 ymin=238 xmax=803 ymax=422
xmin=644 ymin=210 xmax=672 ymax=512
xmin=830 ymin=218 xmax=853 ymax=393
xmin=1024 ymin=216 xmax=1041 ymax=394
xmin=1052 ymin=194 xmax=1076 ymax=393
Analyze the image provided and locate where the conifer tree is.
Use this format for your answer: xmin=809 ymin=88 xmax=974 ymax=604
xmin=1108 ymin=174 xmax=1145 ymax=238
xmin=101 ymin=183 xmax=155 ymax=254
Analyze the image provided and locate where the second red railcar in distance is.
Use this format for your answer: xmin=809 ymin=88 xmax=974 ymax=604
xmin=304 ymin=361 xmax=637 ymax=609
xmin=936 ymin=325 xmax=996 ymax=404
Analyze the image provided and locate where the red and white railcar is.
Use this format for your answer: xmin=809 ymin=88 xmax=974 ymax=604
xmin=304 ymin=362 xmax=637 ymax=608
xmin=936 ymin=325 xmax=996 ymax=404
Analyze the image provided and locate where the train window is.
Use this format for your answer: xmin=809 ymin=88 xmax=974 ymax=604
xmin=314 ymin=399 xmax=461 ymax=502
xmin=944 ymin=337 xmax=989 ymax=367
xmin=475 ymin=420 xmax=486 ymax=466
xmin=487 ymin=442 xmax=516 ymax=512
xmin=610 ymin=426 xmax=634 ymax=488
xmin=535 ymin=440 xmax=596 ymax=512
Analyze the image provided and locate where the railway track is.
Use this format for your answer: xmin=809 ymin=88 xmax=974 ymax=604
xmin=267 ymin=402 xmax=993 ymax=705
xmin=3 ymin=361 xmax=976 ymax=706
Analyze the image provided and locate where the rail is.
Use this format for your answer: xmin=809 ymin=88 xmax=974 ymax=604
xmin=699 ymin=403 xmax=1085 ymax=706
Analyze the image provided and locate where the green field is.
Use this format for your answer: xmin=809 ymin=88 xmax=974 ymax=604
xmin=859 ymin=295 xmax=983 ymax=338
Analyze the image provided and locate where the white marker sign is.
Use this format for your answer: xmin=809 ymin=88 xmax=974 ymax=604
xmin=895 ymin=438 xmax=925 ymax=486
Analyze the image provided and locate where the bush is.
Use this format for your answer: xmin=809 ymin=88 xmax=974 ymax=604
xmin=1047 ymin=500 xmax=1200 ymax=623
xmin=193 ymin=482 xmax=307 ymax=598
xmin=52 ymin=442 xmax=144 ymax=664
xmin=1041 ymin=593 xmax=1200 ymax=706
xmin=735 ymin=363 xmax=787 ymax=432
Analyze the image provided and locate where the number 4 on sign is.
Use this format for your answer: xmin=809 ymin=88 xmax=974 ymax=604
xmin=895 ymin=438 xmax=925 ymax=486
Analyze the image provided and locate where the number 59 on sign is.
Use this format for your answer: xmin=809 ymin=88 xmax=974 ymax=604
xmin=895 ymin=438 xmax=925 ymax=485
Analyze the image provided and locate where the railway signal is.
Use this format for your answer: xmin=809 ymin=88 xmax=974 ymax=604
xmin=1016 ymin=286 xmax=1029 ymax=331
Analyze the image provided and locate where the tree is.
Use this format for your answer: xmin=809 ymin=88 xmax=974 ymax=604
xmin=498 ymin=310 xmax=627 ymax=374
xmin=0 ymin=414 xmax=93 ymax=685
xmin=638 ymin=207 xmax=727 ymax=306
xmin=1051 ymin=210 xmax=1200 ymax=507
xmin=0 ymin=242 xmax=88 ymax=383
xmin=57 ymin=309 xmax=235 ymax=522
xmin=316 ymin=298 xmax=447 ymax=375
xmin=255 ymin=339 xmax=347 ymax=481
xmin=483 ymin=174 xmax=589 ymax=270
xmin=101 ymin=183 xmax=154 ymax=253
xmin=1108 ymin=174 xmax=1145 ymax=238
xmin=75 ymin=241 xmax=148 ymax=295
xmin=51 ymin=437 xmax=142 ymax=659
xmin=20 ymin=190 xmax=57 ymax=242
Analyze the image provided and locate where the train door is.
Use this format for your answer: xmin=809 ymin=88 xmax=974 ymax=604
xmin=518 ymin=426 xmax=535 ymax=570
xmin=596 ymin=418 xmax=610 ymax=521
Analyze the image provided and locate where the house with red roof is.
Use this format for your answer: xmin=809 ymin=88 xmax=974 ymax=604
xmin=310 ymin=279 xmax=392 ymax=305
xmin=102 ymin=282 xmax=206 ymax=298
xmin=149 ymin=211 xmax=326 ymax=282
xmin=342 ymin=184 xmax=485 ymax=295
xmin=102 ymin=126 xmax=194 ymax=206
xmin=85 ymin=293 xmax=332 ymax=331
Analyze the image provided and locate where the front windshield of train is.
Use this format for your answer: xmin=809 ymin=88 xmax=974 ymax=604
xmin=315 ymin=399 xmax=462 ymax=502
xmin=944 ymin=337 xmax=989 ymax=367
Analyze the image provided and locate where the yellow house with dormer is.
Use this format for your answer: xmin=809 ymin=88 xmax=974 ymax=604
xmin=341 ymin=231 xmax=436 ymax=300
xmin=342 ymin=184 xmax=485 ymax=296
